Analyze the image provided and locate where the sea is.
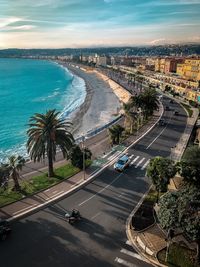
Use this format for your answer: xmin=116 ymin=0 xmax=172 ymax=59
xmin=0 ymin=58 xmax=86 ymax=162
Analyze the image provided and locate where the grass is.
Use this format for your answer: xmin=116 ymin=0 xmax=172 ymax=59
xmin=157 ymin=243 xmax=199 ymax=267
xmin=0 ymin=163 xmax=80 ymax=207
xmin=145 ymin=188 xmax=158 ymax=203
xmin=181 ymin=103 xmax=193 ymax=117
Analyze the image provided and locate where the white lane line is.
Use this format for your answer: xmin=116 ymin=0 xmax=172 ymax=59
xmin=141 ymin=159 xmax=150 ymax=170
xmin=108 ymin=151 xmax=121 ymax=161
xmin=91 ymin=212 xmax=101 ymax=220
xmin=130 ymin=156 xmax=139 ymax=165
xmin=13 ymin=203 xmax=38 ymax=215
xmin=120 ymin=248 xmax=146 ymax=263
xmin=135 ymin=157 xmax=145 ymax=168
xmin=146 ymin=126 xmax=166 ymax=149
xmin=78 ymin=173 xmax=122 ymax=206
xmin=115 ymin=257 xmax=138 ymax=267
xmin=102 ymin=150 xmax=113 ymax=158
xmin=126 ymin=240 xmax=132 ymax=246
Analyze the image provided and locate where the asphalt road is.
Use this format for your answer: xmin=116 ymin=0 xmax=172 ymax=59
xmin=0 ymin=96 xmax=187 ymax=267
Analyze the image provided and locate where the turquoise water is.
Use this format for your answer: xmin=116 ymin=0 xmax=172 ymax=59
xmin=0 ymin=58 xmax=86 ymax=162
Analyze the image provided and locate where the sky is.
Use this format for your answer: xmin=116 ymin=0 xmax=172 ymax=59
xmin=0 ymin=0 xmax=200 ymax=48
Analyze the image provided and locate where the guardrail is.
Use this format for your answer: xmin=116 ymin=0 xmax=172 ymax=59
xmin=75 ymin=114 xmax=123 ymax=143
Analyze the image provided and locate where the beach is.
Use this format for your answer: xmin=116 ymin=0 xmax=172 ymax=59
xmin=60 ymin=63 xmax=131 ymax=138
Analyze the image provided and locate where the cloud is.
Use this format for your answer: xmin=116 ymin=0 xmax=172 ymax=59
xmin=0 ymin=17 xmax=23 ymax=29
xmin=149 ymin=38 xmax=166 ymax=44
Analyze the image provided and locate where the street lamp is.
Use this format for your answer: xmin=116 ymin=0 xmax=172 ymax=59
xmin=82 ymin=136 xmax=86 ymax=180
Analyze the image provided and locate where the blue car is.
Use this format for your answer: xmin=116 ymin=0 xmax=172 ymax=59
xmin=114 ymin=154 xmax=130 ymax=172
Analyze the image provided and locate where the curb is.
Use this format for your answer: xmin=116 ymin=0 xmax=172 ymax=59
xmin=7 ymin=104 xmax=164 ymax=222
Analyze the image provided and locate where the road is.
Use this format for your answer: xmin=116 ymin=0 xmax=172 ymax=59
xmin=0 ymin=96 xmax=187 ymax=267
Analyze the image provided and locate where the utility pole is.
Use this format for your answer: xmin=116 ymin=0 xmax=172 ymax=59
xmin=82 ymin=136 xmax=86 ymax=180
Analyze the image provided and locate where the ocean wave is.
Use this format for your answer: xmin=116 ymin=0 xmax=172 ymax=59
xmin=33 ymin=90 xmax=60 ymax=102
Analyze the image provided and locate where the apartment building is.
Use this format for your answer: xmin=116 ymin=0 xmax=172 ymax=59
xmin=177 ymin=59 xmax=200 ymax=81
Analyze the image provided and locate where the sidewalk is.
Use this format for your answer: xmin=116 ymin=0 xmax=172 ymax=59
xmin=126 ymin=97 xmax=199 ymax=267
xmin=0 ymin=106 xmax=162 ymax=221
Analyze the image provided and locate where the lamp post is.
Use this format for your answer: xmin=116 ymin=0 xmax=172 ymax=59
xmin=82 ymin=136 xmax=86 ymax=180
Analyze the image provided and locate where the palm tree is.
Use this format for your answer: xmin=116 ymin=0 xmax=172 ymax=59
xmin=27 ymin=109 xmax=74 ymax=177
xmin=141 ymin=87 xmax=159 ymax=119
xmin=4 ymin=155 xmax=25 ymax=191
xmin=108 ymin=124 xmax=124 ymax=145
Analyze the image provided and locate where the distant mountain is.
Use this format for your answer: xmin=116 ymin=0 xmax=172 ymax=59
xmin=0 ymin=44 xmax=200 ymax=57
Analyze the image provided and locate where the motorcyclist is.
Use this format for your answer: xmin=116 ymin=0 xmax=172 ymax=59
xmin=71 ymin=209 xmax=80 ymax=218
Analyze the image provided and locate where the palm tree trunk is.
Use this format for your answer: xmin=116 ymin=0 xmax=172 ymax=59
xmin=12 ymin=172 xmax=21 ymax=191
xmin=48 ymin=145 xmax=54 ymax=177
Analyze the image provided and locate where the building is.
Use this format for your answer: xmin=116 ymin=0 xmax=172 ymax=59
xmin=96 ymin=56 xmax=107 ymax=67
xmin=155 ymin=58 xmax=184 ymax=74
xmin=176 ymin=59 xmax=200 ymax=81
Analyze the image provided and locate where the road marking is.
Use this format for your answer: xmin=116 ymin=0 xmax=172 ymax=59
xmin=13 ymin=203 xmax=38 ymax=215
xmin=130 ymin=156 xmax=139 ymax=165
xmin=115 ymin=257 xmax=137 ymax=267
xmin=146 ymin=126 xmax=166 ymax=149
xmin=141 ymin=159 xmax=150 ymax=170
xmin=129 ymin=154 xmax=134 ymax=159
xmin=108 ymin=151 xmax=121 ymax=161
xmin=119 ymin=192 xmax=125 ymax=198
xmin=102 ymin=150 xmax=113 ymax=158
xmin=91 ymin=212 xmax=101 ymax=220
xmin=135 ymin=157 xmax=145 ymax=168
xmin=78 ymin=173 xmax=122 ymax=206
xmin=120 ymin=248 xmax=146 ymax=262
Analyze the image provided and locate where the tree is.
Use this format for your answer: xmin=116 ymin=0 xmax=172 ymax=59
xmin=27 ymin=109 xmax=74 ymax=177
xmin=146 ymin=157 xmax=177 ymax=202
xmin=158 ymin=186 xmax=200 ymax=262
xmin=142 ymin=87 xmax=159 ymax=118
xmin=108 ymin=124 xmax=124 ymax=145
xmin=4 ymin=155 xmax=25 ymax=191
xmin=69 ymin=145 xmax=92 ymax=169
xmin=177 ymin=146 xmax=200 ymax=188
xmin=157 ymin=191 xmax=179 ymax=230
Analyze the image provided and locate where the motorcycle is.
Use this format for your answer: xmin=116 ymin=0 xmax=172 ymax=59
xmin=65 ymin=209 xmax=82 ymax=224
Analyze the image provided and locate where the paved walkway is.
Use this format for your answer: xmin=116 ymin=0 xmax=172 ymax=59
xmin=0 ymin=105 xmax=162 ymax=221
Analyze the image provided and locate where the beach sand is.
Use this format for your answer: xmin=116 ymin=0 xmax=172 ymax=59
xmin=61 ymin=63 xmax=126 ymax=138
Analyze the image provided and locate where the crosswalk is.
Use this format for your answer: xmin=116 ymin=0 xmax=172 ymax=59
xmin=114 ymin=240 xmax=148 ymax=267
xmin=93 ymin=150 xmax=150 ymax=170
xmin=129 ymin=155 xmax=150 ymax=170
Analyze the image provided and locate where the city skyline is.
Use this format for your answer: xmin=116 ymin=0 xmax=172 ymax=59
xmin=1 ymin=0 xmax=200 ymax=48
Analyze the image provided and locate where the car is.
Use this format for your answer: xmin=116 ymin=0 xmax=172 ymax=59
xmin=174 ymin=110 xmax=179 ymax=115
xmin=158 ymin=119 xmax=166 ymax=126
xmin=0 ymin=219 xmax=11 ymax=241
xmin=114 ymin=154 xmax=130 ymax=172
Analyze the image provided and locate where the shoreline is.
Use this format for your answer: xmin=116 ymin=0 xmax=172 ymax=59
xmin=59 ymin=62 xmax=123 ymax=138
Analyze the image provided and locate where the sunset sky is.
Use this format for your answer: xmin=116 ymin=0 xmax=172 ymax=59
xmin=1 ymin=0 xmax=200 ymax=48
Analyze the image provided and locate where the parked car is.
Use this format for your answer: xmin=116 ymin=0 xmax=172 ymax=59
xmin=114 ymin=154 xmax=130 ymax=172
xmin=0 ymin=219 xmax=11 ymax=241
xmin=174 ymin=110 xmax=179 ymax=115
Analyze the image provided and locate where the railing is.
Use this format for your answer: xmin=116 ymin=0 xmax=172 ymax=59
xmin=75 ymin=114 xmax=123 ymax=143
